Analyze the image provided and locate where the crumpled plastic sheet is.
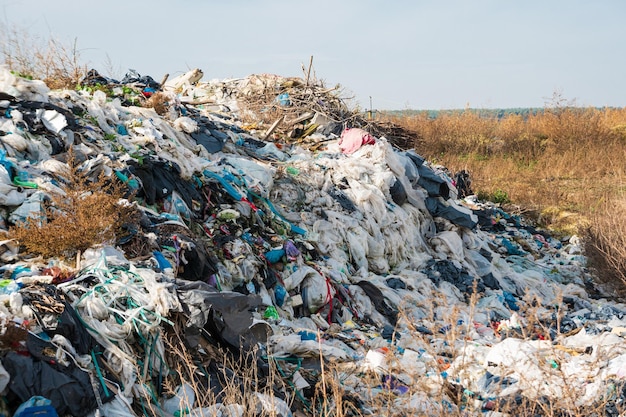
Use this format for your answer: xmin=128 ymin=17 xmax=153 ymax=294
xmin=2 ymin=66 xmax=626 ymax=416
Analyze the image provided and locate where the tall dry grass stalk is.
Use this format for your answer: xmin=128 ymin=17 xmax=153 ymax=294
xmin=144 ymin=324 xmax=295 ymax=417
xmin=0 ymin=25 xmax=86 ymax=89
xmin=585 ymin=196 xmax=626 ymax=297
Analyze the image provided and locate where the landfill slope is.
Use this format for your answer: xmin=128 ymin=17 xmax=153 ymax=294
xmin=0 ymin=66 xmax=626 ymax=417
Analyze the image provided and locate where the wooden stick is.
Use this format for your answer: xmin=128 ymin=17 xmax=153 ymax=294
xmin=159 ymin=73 xmax=170 ymax=90
xmin=305 ymin=55 xmax=314 ymax=88
xmin=263 ymin=115 xmax=285 ymax=140
xmin=180 ymin=98 xmax=217 ymax=105
xmin=286 ymin=112 xmax=314 ymax=126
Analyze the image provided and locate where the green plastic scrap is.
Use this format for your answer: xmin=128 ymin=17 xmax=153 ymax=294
xmin=13 ymin=174 xmax=38 ymax=189
xmin=263 ymin=305 xmax=280 ymax=320
xmin=286 ymin=166 xmax=300 ymax=175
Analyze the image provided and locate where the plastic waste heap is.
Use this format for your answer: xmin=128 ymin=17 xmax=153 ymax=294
xmin=0 ymin=65 xmax=625 ymax=417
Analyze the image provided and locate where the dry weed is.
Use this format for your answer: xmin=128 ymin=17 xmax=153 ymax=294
xmin=145 ymin=92 xmax=171 ymax=116
xmin=8 ymin=150 xmax=138 ymax=260
xmin=139 ymin=318 xmax=296 ymax=417
xmin=0 ymin=25 xmax=86 ymax=89
xmin=585 ymin=196 xmax=626 ymax=298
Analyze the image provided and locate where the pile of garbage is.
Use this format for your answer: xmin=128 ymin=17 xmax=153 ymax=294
xmin=0 ymin=65 xmax=626 ymax=417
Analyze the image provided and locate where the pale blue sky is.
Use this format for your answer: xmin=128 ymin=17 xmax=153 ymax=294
xmin=1 ymin=0 xmax=624 ymax=110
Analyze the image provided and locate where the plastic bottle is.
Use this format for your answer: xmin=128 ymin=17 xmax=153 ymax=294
xmin=13 ymin=396 xmax=57 ymax=417
xmin=277 ymin=93 xmax=290 ymax=106
xmin=0 ymin=149 xmax=9 ymax=168
xmin=0 ymin=149 xmax=16 ymax=180
xmin=160 ymin=212 xmax=181 ymax=222
xmin=114 ymin=170 xmax=139 ymax=190
xmin=174 ymin=199 xmax=190 ymax=219
xmin=171 ymin=192 xmax=191 ymax=220
xmin=117 ymin=124 xmax=128 ymax=135
xmin=264 ymin=248 xmax=285 ymax=264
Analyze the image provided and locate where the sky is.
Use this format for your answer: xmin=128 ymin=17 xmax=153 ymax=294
xmin=1 ymin=0 xmax=625 ymax=110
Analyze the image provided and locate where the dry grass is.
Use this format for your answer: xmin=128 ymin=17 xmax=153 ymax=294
xmin=8 ymin=150 xmax=138 ymax=260
xmin=0 ymin=25 xmax=87 ymax=89
xmin=585 ymin=197 xmax=626 ymax=298
xmin=385 ymin=106 xmax=626 ymax=291
xmin=136 ymin=321 xmax=295 ymax=417
xmin=198 ymin=294 xmax=622 ymax=417
xmin=292 ymin=285 xmax=624 ymax=417
xmin=386 ymin=107 xmax=626 ymax=212
xmin=145 ymin=91 xmax=171 ymax=116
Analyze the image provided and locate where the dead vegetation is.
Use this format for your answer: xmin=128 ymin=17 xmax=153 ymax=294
xmin=386 ymin=105 xmax=626 ymax=293
xmin=0 ymin=25 xmax=86 ymax=89
xmin=234 ymin=59 xmax=419 ymax=150
xmin=8 ymin=150 xmax=138 ymax=260
xmin=585 ymin=198 xmax=626 ymax=299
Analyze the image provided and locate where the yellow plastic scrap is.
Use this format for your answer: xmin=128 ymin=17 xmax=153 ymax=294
xmin=553 ymin=344 xmax=584 ymax=356
xmin=610 ymin=326 xmax=626 ymax=336
xmin=242 ymin=123 xmax=259 ymax=131
xmin=299 ymin=123 xmax=319 ymax=139
xmin=343 ymin=320 xmax=357 ymax=329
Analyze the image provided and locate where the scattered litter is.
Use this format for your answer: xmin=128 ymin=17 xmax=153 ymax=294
xmin=0 ymin=64 xmax=623 ymax=416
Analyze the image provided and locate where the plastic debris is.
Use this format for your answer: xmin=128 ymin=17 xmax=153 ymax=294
xmin=0 ymin=65 xmax=623 ymax=417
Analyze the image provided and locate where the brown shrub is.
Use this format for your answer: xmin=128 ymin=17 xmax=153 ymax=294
xmin=0 ymin=25 xmax=86 ymax=89
xmin=8 ymin=152 xmax=138 ymax=260
xmin=145 ymin=91 xmax=170 ymax=115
